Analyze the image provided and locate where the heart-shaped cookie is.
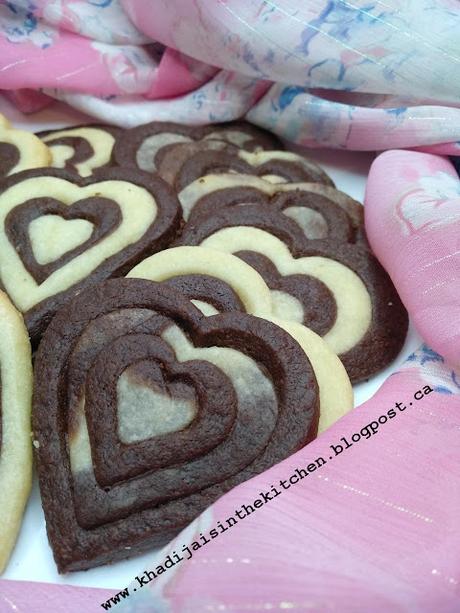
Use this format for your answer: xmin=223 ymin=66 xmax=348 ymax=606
xmin=0 ymin=291 xmax=33 ymax=573
xmin=112 ymin=120 xmax=283 ymax=173
xmin=0 ymin=122 xmax=51 ymax=178
xmin=173 ymin=149 xmax=335 ymax=191
xmin=33 ymin=278 xmax=319 ymax=571
xmin=0 ymin=168 xmax=181 ymax=342
xmin=173 ymin=182 xmax=408 ymax=382
xmin=40 ymin=124 xmax=122 ymax=177
xmin=128 ymin=245 xmax=353 ymax=433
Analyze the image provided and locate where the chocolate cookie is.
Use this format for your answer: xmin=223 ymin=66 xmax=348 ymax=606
xmin=178 ymin=174 xmax=366 ymax=245
xmin=40 ymin=124 xmax=122 ymax=177
xmin=128 ymin=246 xmax=353 ymax=432
xmin=33 ymin=278 xmax=319 ymax=571
xmin=0 ymin=122 xmax=51 ymax=177
xmin=0 ymin=167 xmax=181 ymax=343
xmin=112 ymin=121 xmax=283 ymax=173
xmin=0 ymin=291 xmax=33 ymax=573
xmin=174 ymin=188 xmax=408 ymax=382
xmin=173 ymin=149 xmax=335 ymax=191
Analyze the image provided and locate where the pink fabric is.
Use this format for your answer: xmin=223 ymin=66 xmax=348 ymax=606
xmin=1 ymin=1 xmax=460 ymax=152
xmin=365 ymin=151 xmax=460 ymax=368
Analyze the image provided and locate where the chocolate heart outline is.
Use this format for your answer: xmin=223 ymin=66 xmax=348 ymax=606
xmin=112 ymin=120 xmax=283 ymax=171
xmin=85 ymin=332 xmax=238 ymax=487
xmin=5 ymin=196 xmax=122 ymax=284
xmin=0 ymin=167 xmax=182 ymax=344
xmin=32 ymin=278 xmax=318 ymax=572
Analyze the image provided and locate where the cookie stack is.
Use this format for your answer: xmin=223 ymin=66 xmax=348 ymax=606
xmin=0 ymin=116 xmax=408 ymax=573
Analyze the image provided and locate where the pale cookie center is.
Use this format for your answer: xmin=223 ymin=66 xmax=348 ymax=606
xmin=283 ymin=206 xmax=328 ymax=239
xmin=29 ymin=215 xmax=94 ymax=265
xmin=46 ymin=144 xmax=74 ymax=169
xmin=117 ymin=369 xmax=197 ymax=444
xmin=269 ymin=290 xmax=304 ymax=323
xmin=136 ymin=133 xmax=191 ymax=172
xmin=203 ymin=131 xmax=252 ymax=147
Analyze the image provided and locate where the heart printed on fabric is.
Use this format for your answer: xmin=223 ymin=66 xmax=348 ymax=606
xmin=0 ymin=168 xmax=181 ymax=342
xmin=32 ymin=279 xmax=319 ymax=572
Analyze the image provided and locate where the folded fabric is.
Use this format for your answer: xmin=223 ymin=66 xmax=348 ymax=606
xmin=1 ymin=1 xmax=460 ymax=152
xmin=365 ymin=150 xmax=460 ymax=368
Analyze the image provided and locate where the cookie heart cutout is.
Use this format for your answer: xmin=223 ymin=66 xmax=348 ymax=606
xmin=0 ymin=168 xmax=181 ymax=343
xmin=33 ymin=279 xmax=318 ymax=571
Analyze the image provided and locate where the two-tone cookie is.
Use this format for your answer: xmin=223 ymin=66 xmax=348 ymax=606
xmin=112 ymin=121 xmax=283 ymax=174
xmin=178 ymin=174 xmax=366 ymax=245
xmin=40 ymin=125 xmax=122 ymax=177
xmin=128 ymin=246 xmax=353 ymax=433
xmin=172 ymin=149 xmax=335 ymax=191
xmin=173 ymin=177 xmax=408 ymax=381
xmin=0 ymin=167 xmax=181 ymax=342
xmin=0 ymin=118 xmax=51 ymax=178
xmin=33 ymin=278 xmax=319 ymax=571
xmin=0 ymin=291 xmax=33 ymax=573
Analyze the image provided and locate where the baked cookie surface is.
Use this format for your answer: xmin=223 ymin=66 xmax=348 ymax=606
xmin=0 ymin=120 xmax=51 ymax=178
xmin=33 ymin=278 xmax=319 ymax=571
xmin=128 ymin=246 xmax=353 ymax=432
xmin=0 ymin=291 xmax=33 ymax=573
xmin=0 ymin=167 xmax=181 ymax=342
xmin=40 ymin=124 xmax=122 ymax=177
xmin=112 ymin=121 xmax=283 ymax=173
xmin=175 ymin=175 xmax=408 ymax=381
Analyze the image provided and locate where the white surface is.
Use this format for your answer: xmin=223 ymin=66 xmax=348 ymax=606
xmin=0 ymin=95 xmax=422 ymax=589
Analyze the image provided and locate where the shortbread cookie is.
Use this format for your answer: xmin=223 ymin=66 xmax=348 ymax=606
xmin=33 ymin=278 xmax=319 ymax=571
xmin=128 ymin=246 xmax=353 ymax=432
xmin=0 ymin=123 xmax=51 ymax=178
xmin=0 ymin=113 xmax=10 ymax=128
xmin=178 ymin=174 xmax=366 ymax=245
xmin=0 ymin=168 xmax=181 ymax=342
xmin=175 ymin=199 xmax=408 ymax=382
xmin=112 ymin=121 xmax=283 ymax=173
xmin=40 ymin=125 xmax=122 ymax=177
xmin=0 ymin=291 xmax=33 ymax=573
xmin=174 ymin=149 xmax=335 ymax=191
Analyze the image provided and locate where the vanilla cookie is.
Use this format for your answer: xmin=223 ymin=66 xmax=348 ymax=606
xmin=33 ymin=278 xmax=319 ymax=571
xmin=0 ymin=167 xmax=181 ymax=342
xmin=40 ymin=125 xmax=122 ymax=177
xmin=0 ymin=291 xmax=33 ymax=573
xmin=0 ymin=122 xmax=51 ymax=178
xmin=174 ymin=188 xmax=408 ymax=382
xmin=128 ymin=246 xmax=353 ymax=432
xmin=112 ymin=121 xmax=283 ymax=173
xmin=0 ymin=113 xmax=11 ymax=128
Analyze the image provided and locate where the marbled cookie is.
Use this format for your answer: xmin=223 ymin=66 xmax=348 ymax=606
xmin=128 ymin=246 xmax=353 ymax=432
xmin=178 ymin=174 xmax=366 ymax=245
xmin=0 ymin=167 xmax=181 ymax=342
xmin=0 ymin=121 xmax=51 ymax=178
xmin=40 ymin=124 xmax=122 ymax=177
xmin=33 ymin=278 xmax=319 ymax=571
xmin=173 ymin=149 xmax=335 ymax=191
xmin=175 ymin=195 xmax=408 ymax=382
xmin=112 ymin=120 xmax=283 ymax=173
xmin=0 ymin=291 xmax=33 ymax=573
